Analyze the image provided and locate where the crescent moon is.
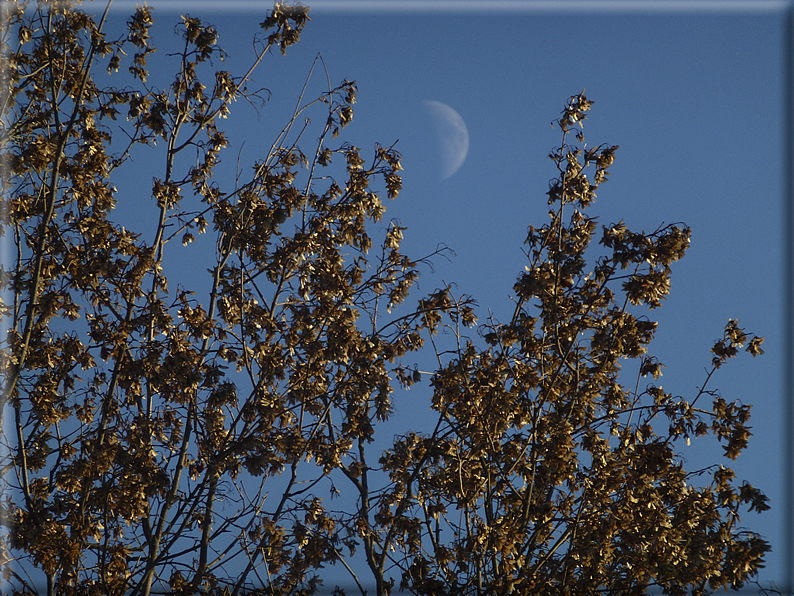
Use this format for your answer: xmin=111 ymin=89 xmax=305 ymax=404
xmin=424 ymin=100 xmax=470 ymax=180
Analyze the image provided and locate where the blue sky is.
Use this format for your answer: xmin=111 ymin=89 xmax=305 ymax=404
xmin=101 ymin=0 xmax=789 ymax=589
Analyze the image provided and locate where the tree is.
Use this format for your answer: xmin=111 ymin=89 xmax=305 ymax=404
xmin=0 ymin=2 xmax=770 ymax=595
xmin=378 ymin=94 xmax=771 ymax=596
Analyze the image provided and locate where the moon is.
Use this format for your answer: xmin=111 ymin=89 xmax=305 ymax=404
xmin=424 ymin=100 xmax=470 ymax=180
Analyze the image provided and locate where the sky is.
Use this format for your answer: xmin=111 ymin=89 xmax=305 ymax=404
xmin=93 ymin=0 xmax=790 ymax=591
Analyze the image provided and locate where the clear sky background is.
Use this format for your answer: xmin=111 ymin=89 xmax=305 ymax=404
xmin=100 ymin=0 xmax=789 ymax=590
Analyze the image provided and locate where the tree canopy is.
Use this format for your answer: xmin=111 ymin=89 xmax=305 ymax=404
xmin=0 ymin=2 xmax=771 ymax=595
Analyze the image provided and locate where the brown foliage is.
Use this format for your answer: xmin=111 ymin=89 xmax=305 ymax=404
xmin=379 ymin=94 xmax=770 ymax=596
xmin=0 ymin=2 xmax=769 ymax=595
